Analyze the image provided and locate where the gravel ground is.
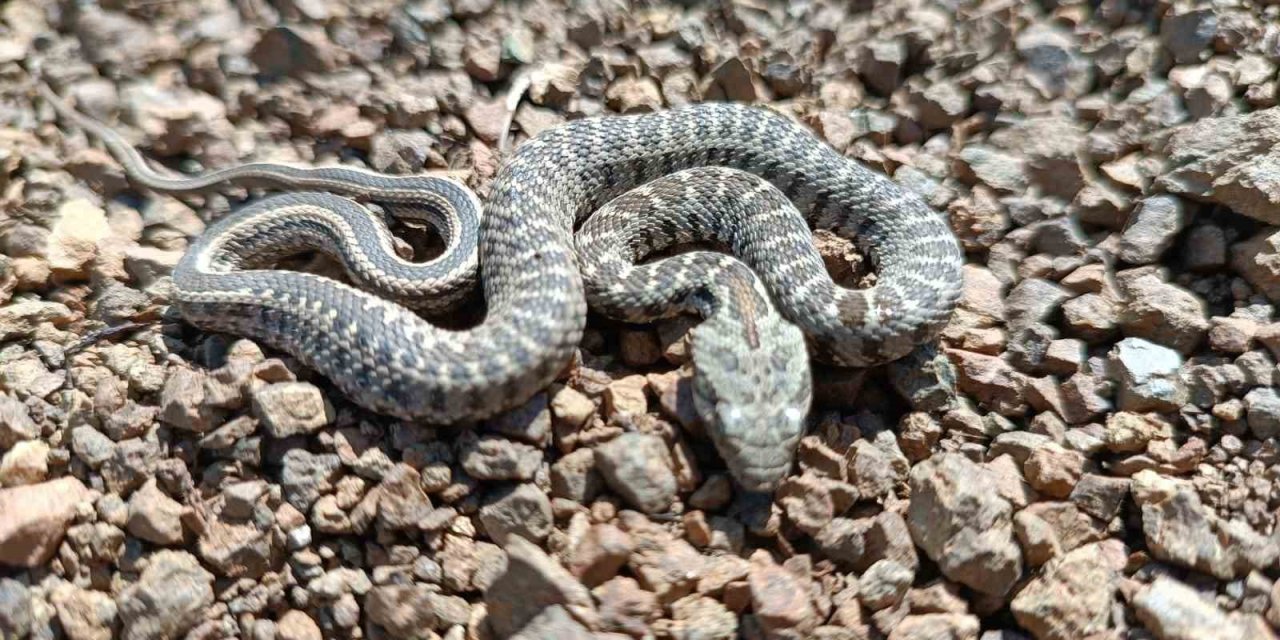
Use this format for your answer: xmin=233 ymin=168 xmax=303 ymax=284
xmin=1 ymin=0 xmax=1279 ymax=639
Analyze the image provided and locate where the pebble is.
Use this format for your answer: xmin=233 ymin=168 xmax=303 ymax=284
xmin=51 ymin=583 xmax=118 ymax=640
xmin=0 ymin=476 xmax=91 ymax=567
xmin=1118 ymin=275 xmax=1209 ymax=354
xmin=117 ymin=550 xmax=214 ymax=640
xmin=907 ymin=454 xmax=1023 ymax=596
xmin=748 ymin=550 xmax=818 ymax=637
xmin=478 ymin=482 xmax=553 ymax=544
xmin=126 ymin=479 xmax=185 ymax=546
xmin=457 ymin=432 xmax=543 ymax=481
xmin=1232 ymin=229 xmax=1280 ymax=302
xmin=0 ymin=439 xmax=49 ymax=487
xmin=594 ymin=433 xmax=677 ymax=514
xmin=1116 ymin=195 xmax=1186 ymax=264
xmin=1134 ymin=576 xmax=1273 ymax=640
xmin=483 ymin=536 xmax=597 ymax=638
xmin=252 ymin=382 xmax=334 ymax=438
xmin=1108 ymin=337 xmax=1186 ymax=412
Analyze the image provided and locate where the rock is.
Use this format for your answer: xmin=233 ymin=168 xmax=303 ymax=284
xmin=748 ymin=550 xmax=818 ymax=637
xmin=1061 ymin=293 xmax=1120 ymax=343
xmin=364 ymin=585 xmax=456 ymax=636
xmin=1232 ymin=229 xmax=1280 ymax=302
xmin=484 ymin=536 xmax=596 ymax=638
xmin=550 ymin=385 xmax=596 ymax=430
xmin=1016 ymin=24 xmax=1091 ymax=98
xmin=376 ymin=463 xmax=432 ymax=530
xmin=1107 ymin=337 xmax=1186 ymax=412
xmin=1103 ymin=412 xmax=1171 ymax=453
xmin=1117 ymin=195 xmax=1186 ymax=264
xmin=859 ymin=39 xmax=906 ymax=95
xmin=1158 ymin=109 xmax=1280 ymax=225
xmin=1244 ymin=387 xmax=1280 ymax=439
xmin=907 ymin=454 xmax=1023 ymax=596
xmin=0 ymin=393 xmax=38 ymax=448
xmin=666 ymin=594 xmax=737 ymax=639
xmin=605 ymin=76 xmax=664 ymax=113
xmin=1118 ymin=276 xmax=1208 ymax=354
xmin=568 ymin=523 xmax=633 ymax=587
xmin=1133 ymin=470 xmax=1278 ymax=579
xmin=1160 ymin=6 xmax=1217 ymax=64
xmin=595 ymin=433 xmax=677 ymax=514
xmin=550 ymin=447 xmax=602 ymax=503
xmin=159 ymin=369 xmax=219 ymax=433
xmin=369 ymin=129 xmax=437 ymax=173
xmin=0 ymin=477 xmax=91 ymax=567
xmin=956 ymin=145 xmax=1028 ymax=193
xmin=0 ymin=298 xmax=74 ymax=342
xmin=1011 ymin=541 xmax=1124 ymax=640
xmin=888 ymin=613 xmax=981 ymax=640
xmin=51 ymin=584 xmax=118 ymax=640
xmin=249 ymin=25 xmax=341 ymax=77
xmin=275 ymin=611 xmax=321 ymax=640
xmin=127 ymin=479 xmax=185 ymax=545
xmin=252 ymin=382 xmax=334 ymax=437
xmin=124 ymin=246 xmax=183 ymax=288
xmin=1023 ymin=444 xmax=1086 ymax=499
xmin=594 ymin=576 xmax=659 ymax=635
xmin=510 ymin=605 xmax=594 ymax=640
xmin=0 ymin=439 xmax=49 ymax=486
xmin=197 ymin=514 xmax=279 ymax=579
xmin=702 ymin=57 xmax=765 ymax=102
xmin=604 ymin=375 xmax=649 ymax=419
xmin=279 ymin=449 xmax=342 ymax=510
xmin=117 ymin=550 xmax=214 ymax=640
xmin=1068 ymin=474 xmax=1130 ymax=521
xmin=0 ymin=578 xmax=32 ymax=638
xmin=487 ymin=392 xmax=551 ymax=445
xmin=1134 ymin=576 xmax=1272 ymax=640
xmin=457 ymin=432 xmax=542 ymax=481
xmin=859 ymin=560 xmax=914 ymax=610
xmin=46 ymin=199 xmax=111 ymax=280
xmin=479 ymin=482 xmax=553 ymax=544
xmin=947 ymin=349 xmax=1028 ymax=416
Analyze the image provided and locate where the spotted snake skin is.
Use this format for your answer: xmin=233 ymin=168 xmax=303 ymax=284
xmin=42 ymin=84 xmax=964 ymax=490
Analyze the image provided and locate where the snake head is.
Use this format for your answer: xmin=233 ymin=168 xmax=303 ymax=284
xmin=689 ymin=274 xmax=813 ymax=493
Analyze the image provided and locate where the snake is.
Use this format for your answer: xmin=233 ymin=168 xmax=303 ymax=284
xmin=39 ymin=83 xmax=965 ymax=491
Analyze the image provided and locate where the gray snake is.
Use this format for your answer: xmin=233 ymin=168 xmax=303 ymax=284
xmin=41 ymin=84 xmax=964 ymax=490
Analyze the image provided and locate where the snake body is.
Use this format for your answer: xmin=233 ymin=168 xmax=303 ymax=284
xmin=42 ymin=85 xmax=964 ymax=489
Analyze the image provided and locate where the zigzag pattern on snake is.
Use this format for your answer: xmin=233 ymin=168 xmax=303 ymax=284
xmin=41 ymin=83 xmax=964 ymax=490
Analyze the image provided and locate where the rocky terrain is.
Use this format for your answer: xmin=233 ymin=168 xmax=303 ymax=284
xmin=1 ymin=0 xmax=1279 ymax=639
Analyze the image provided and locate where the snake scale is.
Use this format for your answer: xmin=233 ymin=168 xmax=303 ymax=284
xmin=41 ymin=84 xmax=964 ymax=491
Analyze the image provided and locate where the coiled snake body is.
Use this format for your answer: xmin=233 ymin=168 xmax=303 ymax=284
xmin=42 ymin=86 xmax=963 ymax=491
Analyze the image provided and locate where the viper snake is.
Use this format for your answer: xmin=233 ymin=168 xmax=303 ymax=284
xmin=40 ymin=83 xmax=963 ymax=491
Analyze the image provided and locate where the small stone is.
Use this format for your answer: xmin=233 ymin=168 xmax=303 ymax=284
xmin=51 ymin=584 xmax=118 ymax=640
xmin=127 ymin=479 xmax=186 ymax=546
xmin=568 ymin=523 xmax=633 ymax=587
xmin=0 ymin=440 xmax=49 ymax=487
xmin=604 ymin=375 xmax=649 ymax=419
xmin=0 ymin=477 xmax=91 ymax=567
xmin=1243 ymin=387 xmax=1280 ymax=439
xmin=1023 ymin=445 xmax=1087 ymax=499
xmin=1158 ymin=109 xmax=1280 ymax=225
xmin=159 ymin=369 xmax=218 ymax=433
xmin=249 ymin=25 xmax=341 ymax=77
xmin=46 ymin=199 xmax=111 ymax=279
xmin=886 ymin=614 xmax=981 ymax=640
xmin=280 ymin=449 xmax=342 ymax=510
xmin=376 ymin=464 xmax=432 ymax=530
xmin=860 ymin=560 xmax=914 ymax=610
xmin=1108 ymin=337 xmax=1186 ymax=412
xmin=369 ymin=129 xmax=437 ymax=173
xmin=117 ymin=550 xmax=214 ymax=640
xmin=550 ymin=447 xmax=601 ymax=503
xmin=1068 ymin=474 xmax=1130 ymax=521
xmin=594 ymin=576 xmax=659 ymax=636
xmin=1160 ymin=6 xmax=1217 ymax=64
xmin=702 ymin=57 xmax=765 ymax=102
xmin=605 ymin=76 xmax=664 ymax=113
xmin=252 ymin=382 xmax=333 ymax=437
xmin=484 ymin=536 xmax=596 ymax=638
xmin=550 ymin=385 xmax=596 ymax=430
xmin=458 ymin=432 xmax=543 ymax=481
xmin=907 ymin=454 xmax=1023 ymax=596
xmin=1207 ymin=317 xmax=1257 ymax=354
xmin=748 ymin=550 xmax=818 ymax=637
xmin=1119 ymin=276 xmax=1208 ymax=354
xmin=275 ymin=611 xmax=321 ymax=640
xmin=1117 ymin=195 xmax=1186 ymax=264
xmin=1133 ymin=470 xmax=1278 ymax=580
xmin=1011 ymin=541 xmax=1124 ymax=640
xmin=1104 ymin=412 xmax=1171 ymax=453
xmin=0 ymin=394 xmax=39 ymax=448
xmin=1233 ymin=229 xmax=1280 ymax=302
xmin=487 ymin=392 xmax=551 ymax=445
xmin=595 ymin=433 xmax=677 ymax=514
xmin=0 ymin=579 xmax=31 ymax=638
xmin=479 ymin=482 xmax=553 ymax=545
xmin=1134 ymin=576 xmax=1268 ymax=640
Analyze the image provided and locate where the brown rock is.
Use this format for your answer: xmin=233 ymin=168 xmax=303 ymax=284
xmin=907 ymin=454 xmax=1023 ymax=596
xmin=568 ymin=523 xmax=633 ymax=587
xmin=126 ymin=479 xmax=185 ymax=546
xmin=275 ymin=611 xmax=321 ymax=640
xmin=1011 ymin=541 xmax=1125 ymax=640
xmin=886 ymin=613 xmax=980 ymax=640
xmin=0 ymin=477 xmax=91 ymax=567
xmin=748 ymin=550 xmax=818 ymax=637
xmin=595 ymin=433 xmax=677 ymax=514
xmin=484 ymin=536 xmax=597 ymax=637
xmin=1134 ymin=576 xmax=1276 ymax=640
xmin=1232 ymin=229 xmax=1280 ymax=302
